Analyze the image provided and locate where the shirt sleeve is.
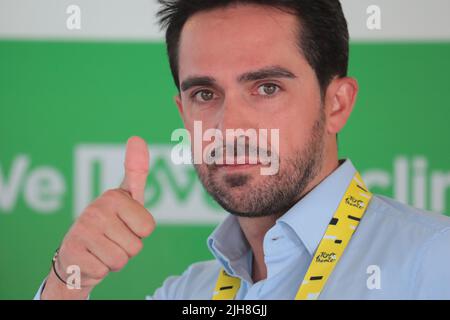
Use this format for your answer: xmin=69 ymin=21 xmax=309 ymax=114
xmin=414 ymin=227 xmax=450 ymax=299
xmin=33 ymin=279 xmax=48 ymax=300
xmin=145 ymin=261 xmax=219 ymax=300
xmin=35 ymin=260 xmax=217 ymax=300
xmin=34 ymin=270 xmax=188 ymax=300
xmin=33 ymin=278 xmax=90 ymax=300
xmin=145 ymin=266 xmax=195 ymax=300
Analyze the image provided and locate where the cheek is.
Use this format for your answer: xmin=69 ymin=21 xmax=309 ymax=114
xmin=275 ymin=100 xmax=322 ymax=159
xmin=181 ymin=102 xmax=222 ymax=129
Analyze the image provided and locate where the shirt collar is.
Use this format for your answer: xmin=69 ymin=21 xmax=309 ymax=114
xmin=207 ymin=159 xmax=357 ymax=276
xmin=207 ymin=213 xmax=251 ymax=278
xmin=277 ymin=159 xmax=356 ymax=255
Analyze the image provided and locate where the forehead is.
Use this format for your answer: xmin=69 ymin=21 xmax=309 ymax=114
xmin=178 ymin=4 xmax=305 ymax=79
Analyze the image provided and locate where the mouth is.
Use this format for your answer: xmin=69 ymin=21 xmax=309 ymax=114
xmin=214 ymin=160 xmax=262 ymax=171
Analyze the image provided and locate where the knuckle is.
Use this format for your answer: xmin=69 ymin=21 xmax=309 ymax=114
xmin=102 ymin=189 xmax=123 ymax=202
xmin=139 ymin=213 xmax=156 ymax=238
xmin=110 ymin=253 xmax=129 ymax=272
xmin=75 ymin=215 xmax=96 ymax=236
xmin=128 ymin=239 xmax=143 ymax=257
xmin=85 ymin=205 xmax=106 ymax=222
xmin=137 ymin=220 xmax=154 ymax=238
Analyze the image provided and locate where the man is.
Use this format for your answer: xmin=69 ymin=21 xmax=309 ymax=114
xmin=36 ymin=0 xmax=450 ymax=300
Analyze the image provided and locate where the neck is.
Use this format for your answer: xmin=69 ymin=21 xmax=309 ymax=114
xmin=238 ymin=157 xmax=340 ymax=283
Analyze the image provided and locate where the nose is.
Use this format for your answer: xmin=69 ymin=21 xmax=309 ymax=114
xmin=216 ymin=93 xmax=256 ymax=134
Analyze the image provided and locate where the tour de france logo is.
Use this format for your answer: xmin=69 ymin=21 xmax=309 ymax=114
xmin=315 ymin=251 xmax=337 ymax=263
xmin=345 ymin=195 xmax=365 ymax=209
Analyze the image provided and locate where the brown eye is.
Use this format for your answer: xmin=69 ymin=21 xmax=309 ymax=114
xmin=257 ymin=84 xmax=280 ymax=96
xmin=194 ymin=90 xmax=215 ymax=102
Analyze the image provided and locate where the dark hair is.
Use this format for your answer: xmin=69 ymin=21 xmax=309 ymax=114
xmin=157 ymin=0 xmax=349 ymax=95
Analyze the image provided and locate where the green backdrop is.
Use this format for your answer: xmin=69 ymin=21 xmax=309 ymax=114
xmin=1 ymin=40 xmax=449 ymax=299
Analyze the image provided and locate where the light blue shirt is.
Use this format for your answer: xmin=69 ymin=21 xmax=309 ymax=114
xmin=35 ymin=159 xmax=450 ymax=299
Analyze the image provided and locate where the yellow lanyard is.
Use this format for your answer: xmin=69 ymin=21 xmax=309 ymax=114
xmin=212 ymin=172 xmax=372 ymax=300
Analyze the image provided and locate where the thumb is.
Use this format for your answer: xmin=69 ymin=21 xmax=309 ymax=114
xmin=120 ymin=136 xmax=149 ymax=205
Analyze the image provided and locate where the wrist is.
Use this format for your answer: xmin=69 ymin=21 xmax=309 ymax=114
xmin=40 ymin=268 xmax=92 ymax=300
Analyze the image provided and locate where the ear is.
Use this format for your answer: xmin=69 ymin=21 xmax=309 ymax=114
xmin=324 ymin=77 xmax=358 ymax=135
xmin=175 ymin=93 xmax=184 ymax=116
xmin=175 ymin=93 xmax=192 ymax=132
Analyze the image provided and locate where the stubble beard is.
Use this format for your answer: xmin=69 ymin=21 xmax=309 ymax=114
xmin=194 ymin=113 xmax=325 ymax=218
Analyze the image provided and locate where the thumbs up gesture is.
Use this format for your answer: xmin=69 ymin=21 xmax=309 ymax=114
xmin=41 ymin=137 xmax=156 ymax=299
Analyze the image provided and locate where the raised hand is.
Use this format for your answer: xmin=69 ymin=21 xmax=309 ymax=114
xmin=41 ymin=136 xmax=155 ymax=299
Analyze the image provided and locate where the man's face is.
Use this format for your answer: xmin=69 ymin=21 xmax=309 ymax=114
xmin=176 ymin=4 xmax=326 ymax=217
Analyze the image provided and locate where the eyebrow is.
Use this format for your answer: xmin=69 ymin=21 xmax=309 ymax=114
xmin=180 ymin=66 xmax=297 ymax=92
xmin=237 ymin=66 xmax=297 ymax=83
xmin=180 ymin=76 xmax=216 ymax=92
